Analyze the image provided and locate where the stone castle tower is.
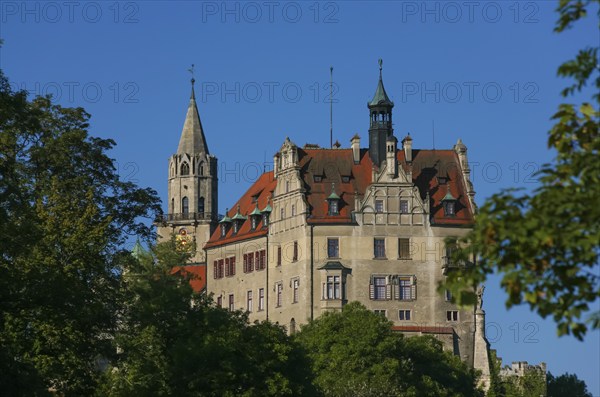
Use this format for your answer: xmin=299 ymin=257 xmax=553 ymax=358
xmin=157 ymin=78 xmax=218 ymax=263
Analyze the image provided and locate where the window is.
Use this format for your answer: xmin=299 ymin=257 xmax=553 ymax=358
xmin=398 ymin=277 xmax=413 ymax=300
xmin=398 ymin=238 xmax=411 ymax=259
xmin=445 ymin=289 xmax=452 ymax=302
xmin=199 ymin=197 xmax=205 ymax=214
xmin=247 ymin=290 xmax=253 ymax=312
xmin=276 ymin=283 xmax=283 ymax=307
xmin=374 ymin=309 xmax=386 ymax=317
xmin=244 ymin=253 xmax=255 ymax=273
xmin=262 ymin=213 xmax=269 ymax=227
xmin=375 ymin=199 xmax=384 ymax=213
xmin=444 ymin=201 xmax=455 ymax=216
xmin=400 ymin=200 xmax=409 ymax=214
xmin=341 ymin=176 xmax=350 ymax=183
xmin=286 ymin=180 xmax=290 ymax=193
xmin=291 ymin=204 xmax=296 ymax=216
xmin=220 ymin=223 xmax=227 ymax=237
xmin=182 ymin=197 xmax=189 ymax=215
xmin=328 ymin=199 xmax=339 ymax=216
xmin=277 ymin=246 xmax=282 ymax=266
xmin=216 ymin=295 xmax=222 ymax=308
xmin=371 ymin=276 xmax=387 ymax=300
xmin=258 ymin=288 xmax=265 ymax=311
xmin=280 ymin=208 xmax=285 ymax=220
xmin=255 ymin=250 xmax=266 ymax=270
xmin=224 ymin=257 xmax=235 ymax=277
xmin=228 ymin=294 xmax=234 ymax=311
xmin=171 ymin=198 xmax=174 ymax=213
xmin=327 ymin=238 xmax=339 ymax=258
xmin=323 ymin=275 xmax=341 ymax=300
xmin=292 ymin=279 xmax=299 ymax=303
xmin=399 ymin=310 xmax=411 ymax=321
xmin=199 ymin=162 xmax=204 ymax=176
xmin=213 ymin=260 xmax=224 ymax=279
xmin=181 ymin=162 xmax=189 ymax=175
xmin=314 ymin=175 xmax=322 ymax=182
xmin=447 ymin=310 xmax=459 ymax=321
xmin=292 ymin=241 xmax=298 ymax=262
xmin=374 ymin=238 xmax=386 ymax=258
xmin=251 ymin=216 xmax=257 ymax=230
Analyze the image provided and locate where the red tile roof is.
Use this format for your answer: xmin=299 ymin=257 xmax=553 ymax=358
xmin=205 ymin=146 xmax=474 ymax=248
xmin=204 ymin=171 xmax=276 ymax=249
xmin=171 ymin=265 xmax=206 ymax=293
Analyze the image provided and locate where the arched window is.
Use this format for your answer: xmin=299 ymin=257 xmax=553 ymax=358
xmin=199 ymin=161 xmax=204 ymax=176
xmin=182 ymin=197 xmax=189 ymax=215
xmin=171 ymin=198 xmax=175 ymax=213
xmin=199 ymin=197 xmax=205 ymax=215
xmin=181 ymin=162 xmax=190 ymax=175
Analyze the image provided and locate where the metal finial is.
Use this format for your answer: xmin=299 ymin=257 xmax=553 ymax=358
xmin=188 ymin=64 xmax=196 ymax=98
xmin=378 ymin=59 xmax=383 ymax=78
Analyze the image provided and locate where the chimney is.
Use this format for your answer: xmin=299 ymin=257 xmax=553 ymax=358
xmin=402 ymin=133 xmax=412 ymax=163
xmin=351 ymin=134 xmax=360 ymax=164
xmin=273 ymin=152 xmax=280 ymax=179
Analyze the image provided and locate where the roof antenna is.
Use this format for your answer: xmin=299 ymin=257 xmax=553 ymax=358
xmin=330 ymin=66 xmax=334 ymax=149
xmin=432 ymin=119 xmax=435 ymax=150
xmin=263 ymin=150 xmax=266 ymax=172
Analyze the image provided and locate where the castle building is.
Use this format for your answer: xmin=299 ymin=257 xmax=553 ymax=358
xmin=157 ymin=62 xmax=490 ymax=387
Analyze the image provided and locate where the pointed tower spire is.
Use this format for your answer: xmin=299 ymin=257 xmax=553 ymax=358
xmin=368 ymin=59 xmax=395 ymax=167
xmin=177 ymin=68 xmax=209 ymax=155
xmin=369 ymin=59 xmax=394 ymax=107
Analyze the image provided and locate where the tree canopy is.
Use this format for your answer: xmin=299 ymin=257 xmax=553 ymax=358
xmin=295 ymin=302 xmax=483 ymax=397
xmin=443 ymin=0 xmax=600 ymax=340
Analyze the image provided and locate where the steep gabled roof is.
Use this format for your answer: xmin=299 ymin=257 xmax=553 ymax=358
xmin=205 ymin=144 xmax=475 ymax=248
xmin=204 ymin=171 xmax=276 ymax=248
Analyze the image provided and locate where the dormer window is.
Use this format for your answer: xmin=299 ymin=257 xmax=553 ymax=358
xmin=261 ymin=199 xmax=272 ymax=228
xmin=314 ymin=175 xmax=322 ymax=183
xmin=219 ymin=209 xmax=232 ymax=237
xmin=249 ymin=204 xmax=262 ymax=231
xmin=326 ymin=183 xmax=340 ymax=216
xmin=341 ymin=176 xmax=350 ymax=183
xmin=441 ymin=189 xmax=457 ymax=217
xmin=231 ymin=205 xmax=247 ymax=235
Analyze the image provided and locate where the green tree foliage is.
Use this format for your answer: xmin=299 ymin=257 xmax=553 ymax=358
xmin=443 ymin=0 xmax=600 ymax=340
xmin=99 ymin=238 xmax=315 ymax=397
xmin=0 ymin=69 xmax=161 ymax=395
xmin=547 ymin=372 xmax=592 ymax=397
xmin=295 ymin=302 xmax=482 ymax=397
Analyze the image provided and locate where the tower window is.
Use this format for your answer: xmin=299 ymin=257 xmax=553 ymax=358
xmin=199 ymin=161 xmax=204 ymax=176
xmin=182 ymin=197 xmax=189 ymax=215
xmin=181 ymin=162 xmax=190 ymax=175
xmin=199 ymin=197 xmax=205 ymax=215
xmin=444 ymin=201 xmax=456 ymax=216
xmin=171 ymin=198 xmax=175 ymax=213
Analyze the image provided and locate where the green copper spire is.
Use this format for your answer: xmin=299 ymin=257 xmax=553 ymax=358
xmin=368 ymin=59 xmax=394 ymax=108
xmin=131 ymin=238 xmax=146 ymax=260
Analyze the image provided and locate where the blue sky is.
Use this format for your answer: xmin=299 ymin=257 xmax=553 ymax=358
xmin=2 ymin=1 xmax=599 ymax=393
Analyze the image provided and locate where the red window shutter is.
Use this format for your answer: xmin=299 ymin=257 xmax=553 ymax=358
xmin=369 ymin=276 xmax=375 ymax=300
xmin=255 ymin=252 xmax=260 ymax=269
xmin=213 ymin=261 xmax=218 ymax=279
xmin=243 ymin=254 xmax=247 ymax=273
xmin=231 ymin=257 xmax=236 ymax=275
xmin=411 ymin=276 xmax=417 ymax=300
xmin=260 ymin=250 xmax=266 ymax=269
xmin=225 ymin=258 xmax=230 ymax=277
